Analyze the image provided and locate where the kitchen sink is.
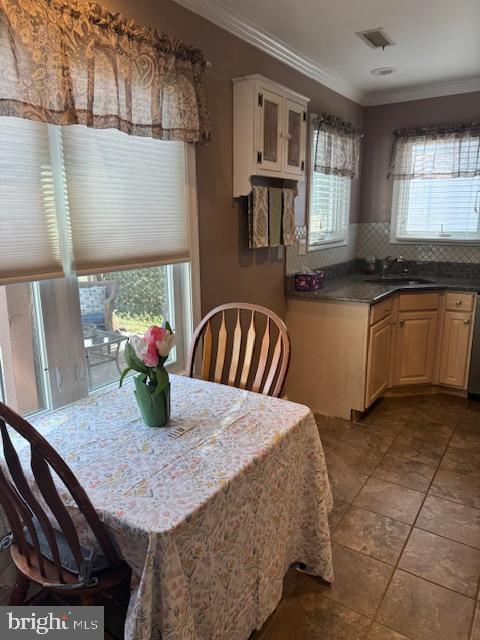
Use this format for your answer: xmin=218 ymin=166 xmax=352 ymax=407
xmin=364 ymin=277 xmax=435 ymax=285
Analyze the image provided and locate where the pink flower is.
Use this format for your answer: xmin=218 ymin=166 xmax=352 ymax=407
xmin=142 ymin=344 xmax=159 ymax=367
xmin=144 ymin=326 xmax=167 ymax=349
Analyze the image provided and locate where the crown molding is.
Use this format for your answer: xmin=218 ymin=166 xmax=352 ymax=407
xmin=174 ymin=0 xmax=480 ymax=108
xmin=173 ymin=0 xmax=365 ymax=104
xmin=364 ymin=76 xmax=480 ymax=106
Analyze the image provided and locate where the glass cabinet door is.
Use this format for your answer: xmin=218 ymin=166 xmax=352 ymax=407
xmin=257 ymin=88 xmax=283 ymax=172
xmin=284 ymin=99 xmax=306 ymax=176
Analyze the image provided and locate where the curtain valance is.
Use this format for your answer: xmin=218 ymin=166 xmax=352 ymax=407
xmin=0 ymin=0 xmax=210 ymax=143
xmin=313 ymin=113 xmax=362 ymax=179
xmin=388 ymin=122 xmax=480 ymax=180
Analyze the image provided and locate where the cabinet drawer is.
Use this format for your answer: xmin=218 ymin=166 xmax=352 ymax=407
xmin=398 ymin=293 xmax=440 ymax=312
xmin=446 ymin=292 xmax=474 ymax=312
xmin=370 ymin=298 xmax=393 ymax=325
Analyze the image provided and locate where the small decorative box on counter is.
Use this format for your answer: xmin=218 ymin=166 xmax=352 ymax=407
xmin=294 ymin=270 xmax=325 ymax=291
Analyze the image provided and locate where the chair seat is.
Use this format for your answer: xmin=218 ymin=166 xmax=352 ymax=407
xmin=24 ymin=517 xmax=110 ymax=575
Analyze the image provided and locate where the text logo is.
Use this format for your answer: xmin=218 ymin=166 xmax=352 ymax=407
xmin=0 ymin=607 xmax=104 ymax=638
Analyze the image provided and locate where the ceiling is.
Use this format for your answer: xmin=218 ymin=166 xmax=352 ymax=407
xmin=174 ymin=0 xmax=480 ymax=105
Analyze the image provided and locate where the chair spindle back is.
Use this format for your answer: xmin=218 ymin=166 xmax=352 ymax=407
xmin=0 ymin=402 xmax=121 ymax=585
xmin=187 ymin=303 xmax=290 ymax=397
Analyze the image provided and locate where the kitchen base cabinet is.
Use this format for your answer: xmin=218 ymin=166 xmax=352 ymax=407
xmin=439 ymin=311 xmax=474 ymax=388
xmin=286 ymin=290 xmax=476 ymax=419
xmin=393 ymin=311 xmax=438 ymax=386
xmin=286 ymin=298 xmax=369 ymax=419
xmin=366 ymin=315 xmax=394 ymax=406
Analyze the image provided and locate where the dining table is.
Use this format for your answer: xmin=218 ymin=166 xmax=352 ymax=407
xmin=0 ymin=374 xmax=334 ymax=640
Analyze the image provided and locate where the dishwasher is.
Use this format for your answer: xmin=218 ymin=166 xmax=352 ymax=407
xmin=468 ymin=294 xmax=480 ymax=396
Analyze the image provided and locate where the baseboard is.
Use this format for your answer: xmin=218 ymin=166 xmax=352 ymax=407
xmin=383 ymin=385 xmax=467 ymax=399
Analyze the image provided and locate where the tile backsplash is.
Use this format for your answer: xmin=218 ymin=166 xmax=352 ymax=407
xmin=287 ymin=221 xmax=480 ymax=274
xmin=357 ymin=223 xmax=480 ymax=263
xmin=286 ymin=224 xmax=358 ymax=274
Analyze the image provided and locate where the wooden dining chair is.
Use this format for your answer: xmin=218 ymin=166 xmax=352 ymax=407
xmin=0 ymin=401 xmax=130 ymax=606
xmin=187 ymin=303 xmax=291 ymax=397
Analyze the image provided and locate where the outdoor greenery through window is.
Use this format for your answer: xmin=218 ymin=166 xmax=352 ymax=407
xmin=308 ymin=128 xmax=351 ymax=248
xmin=79 ymin=266 xmax=174 ymax=391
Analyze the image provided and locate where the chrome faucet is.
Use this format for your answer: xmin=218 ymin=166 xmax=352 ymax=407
xmin=380 ymin=255 xmax=405 ymax=277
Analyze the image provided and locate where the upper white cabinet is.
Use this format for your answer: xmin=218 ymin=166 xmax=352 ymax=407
xmin=233 ymin=75 xmax=310 ymax=197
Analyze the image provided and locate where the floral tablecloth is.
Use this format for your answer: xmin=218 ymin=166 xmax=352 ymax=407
xmin=2 ymin=375 xmax=334 ymax=640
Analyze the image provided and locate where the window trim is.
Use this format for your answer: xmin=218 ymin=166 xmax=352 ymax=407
xmin=185 ymin=144 xmax=202 ymax=332
xmin=390 ymin=178 xmax=480 ymax=246
xmin=306 ymin=114 xmax=351 ymax=251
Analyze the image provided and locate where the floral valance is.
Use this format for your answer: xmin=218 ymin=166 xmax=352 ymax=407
xmin=0 ymin=0 xmax=211 ymax=143
xmin=313 ymin=113 xmax=362 ymax=179
xmin=388 ymin=122 xmax=480 ymax=180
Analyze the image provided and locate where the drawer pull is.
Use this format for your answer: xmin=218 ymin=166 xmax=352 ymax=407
xmin=464 ymin=319 xmax=471 ymax=325
xmin=456 ymin=300 xmax=462 ymax=306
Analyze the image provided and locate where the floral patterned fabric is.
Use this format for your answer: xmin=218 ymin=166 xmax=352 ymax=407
xmin=0 ymin=0 xmax=210 ymax=143
xmin=313 ymin=113 xmax=362 ymax=179
xmin=249 ymin=186 xmax=269 ymax=248
xmin=388 ymin=122 xmax=480 ymax=180
xmin=282 ymin=188 xmax=296 ymax=246
xmin=1 ymin=376 xmax=333 ymax=639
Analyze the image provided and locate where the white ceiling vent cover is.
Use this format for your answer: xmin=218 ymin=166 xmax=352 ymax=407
xmin=356 ymin=28 xmax=396 ymax=49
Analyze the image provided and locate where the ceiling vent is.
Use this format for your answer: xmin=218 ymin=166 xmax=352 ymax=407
xmin=356 ymin=27 xmax=396 ymax=50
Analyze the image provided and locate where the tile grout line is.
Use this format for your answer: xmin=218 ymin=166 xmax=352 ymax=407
xmin=351 ymin=405 xmax=417 ymax=638
xmin=366 ymin=401 xmax=467 ymax=631
xmin=319 ymin=397 xmax=478 ymax=639
xmin=324 ymin=406 xmax=417 ymax=638
xmin=334 ymin=500 xmax=480 ymax=553
xmin=332 ymin=537 xmax=480 ymax=601
xmin=461 ymin=396 xmax=480 ymax=640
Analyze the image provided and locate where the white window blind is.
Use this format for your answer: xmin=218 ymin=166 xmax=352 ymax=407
xmin=392 ymin=138 xmax=480 ymax=242
xmin=61 ymin=127 xmax=190 ymax=274
xmin=0 ymin=118 xmax=63 ymax=285
xmin=0 ymin=119 xmax=191 ymax=284
xmin=308 ymin=129 xmax=351 ymax=246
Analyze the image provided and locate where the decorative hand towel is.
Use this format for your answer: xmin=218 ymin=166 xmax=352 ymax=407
xmin=249 ymin=186 xmax=269 ymax=248
xmin=282 ymin=189 xmax=296 ymax=246
xmin=268 ymin=187 xmax=282 ymax=247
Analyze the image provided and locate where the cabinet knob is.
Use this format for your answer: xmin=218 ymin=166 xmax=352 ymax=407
xmin=464 ymin=319 xmax=471 ymax=325
xmin=400 ymin=319 xmax=405 ymax=326
xmin=456 ymin=300 xmax=462 ymax=305
xmin=385 ymin=306 xmax=390 ymax=312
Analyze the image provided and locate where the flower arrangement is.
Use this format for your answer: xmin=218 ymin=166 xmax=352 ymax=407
xmin=120 ymin=323 xmax=176 ymax=427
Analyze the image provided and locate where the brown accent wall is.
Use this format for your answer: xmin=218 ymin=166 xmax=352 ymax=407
xmin=361 ymin=92 xmax=480 ymax=223
xmin=100 ymin=0 xmax=363 ymax=318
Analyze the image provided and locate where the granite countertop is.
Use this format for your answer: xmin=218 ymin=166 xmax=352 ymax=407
xmin=286 ymin=272 xmax=480 ymax=304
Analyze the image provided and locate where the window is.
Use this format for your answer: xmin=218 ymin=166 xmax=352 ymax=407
xmin=0 ymin=117 xmax=198 ymax=415
xmin=0 ymin=282 xmax=47 ymax=415
xmin=391 ymin=133 xmax=480 ymax=243
xmin=307 ymin=127 xmax=352 ymax=249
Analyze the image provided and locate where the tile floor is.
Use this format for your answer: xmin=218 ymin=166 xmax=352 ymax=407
xmin=2 ymin=393 xmax=478 ymax=640
xmin=253 ymin=393 xmax=480 ymax=640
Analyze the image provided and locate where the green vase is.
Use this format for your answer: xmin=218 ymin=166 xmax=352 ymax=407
xmin=133 ymin=374 xmax=170 ymax=427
